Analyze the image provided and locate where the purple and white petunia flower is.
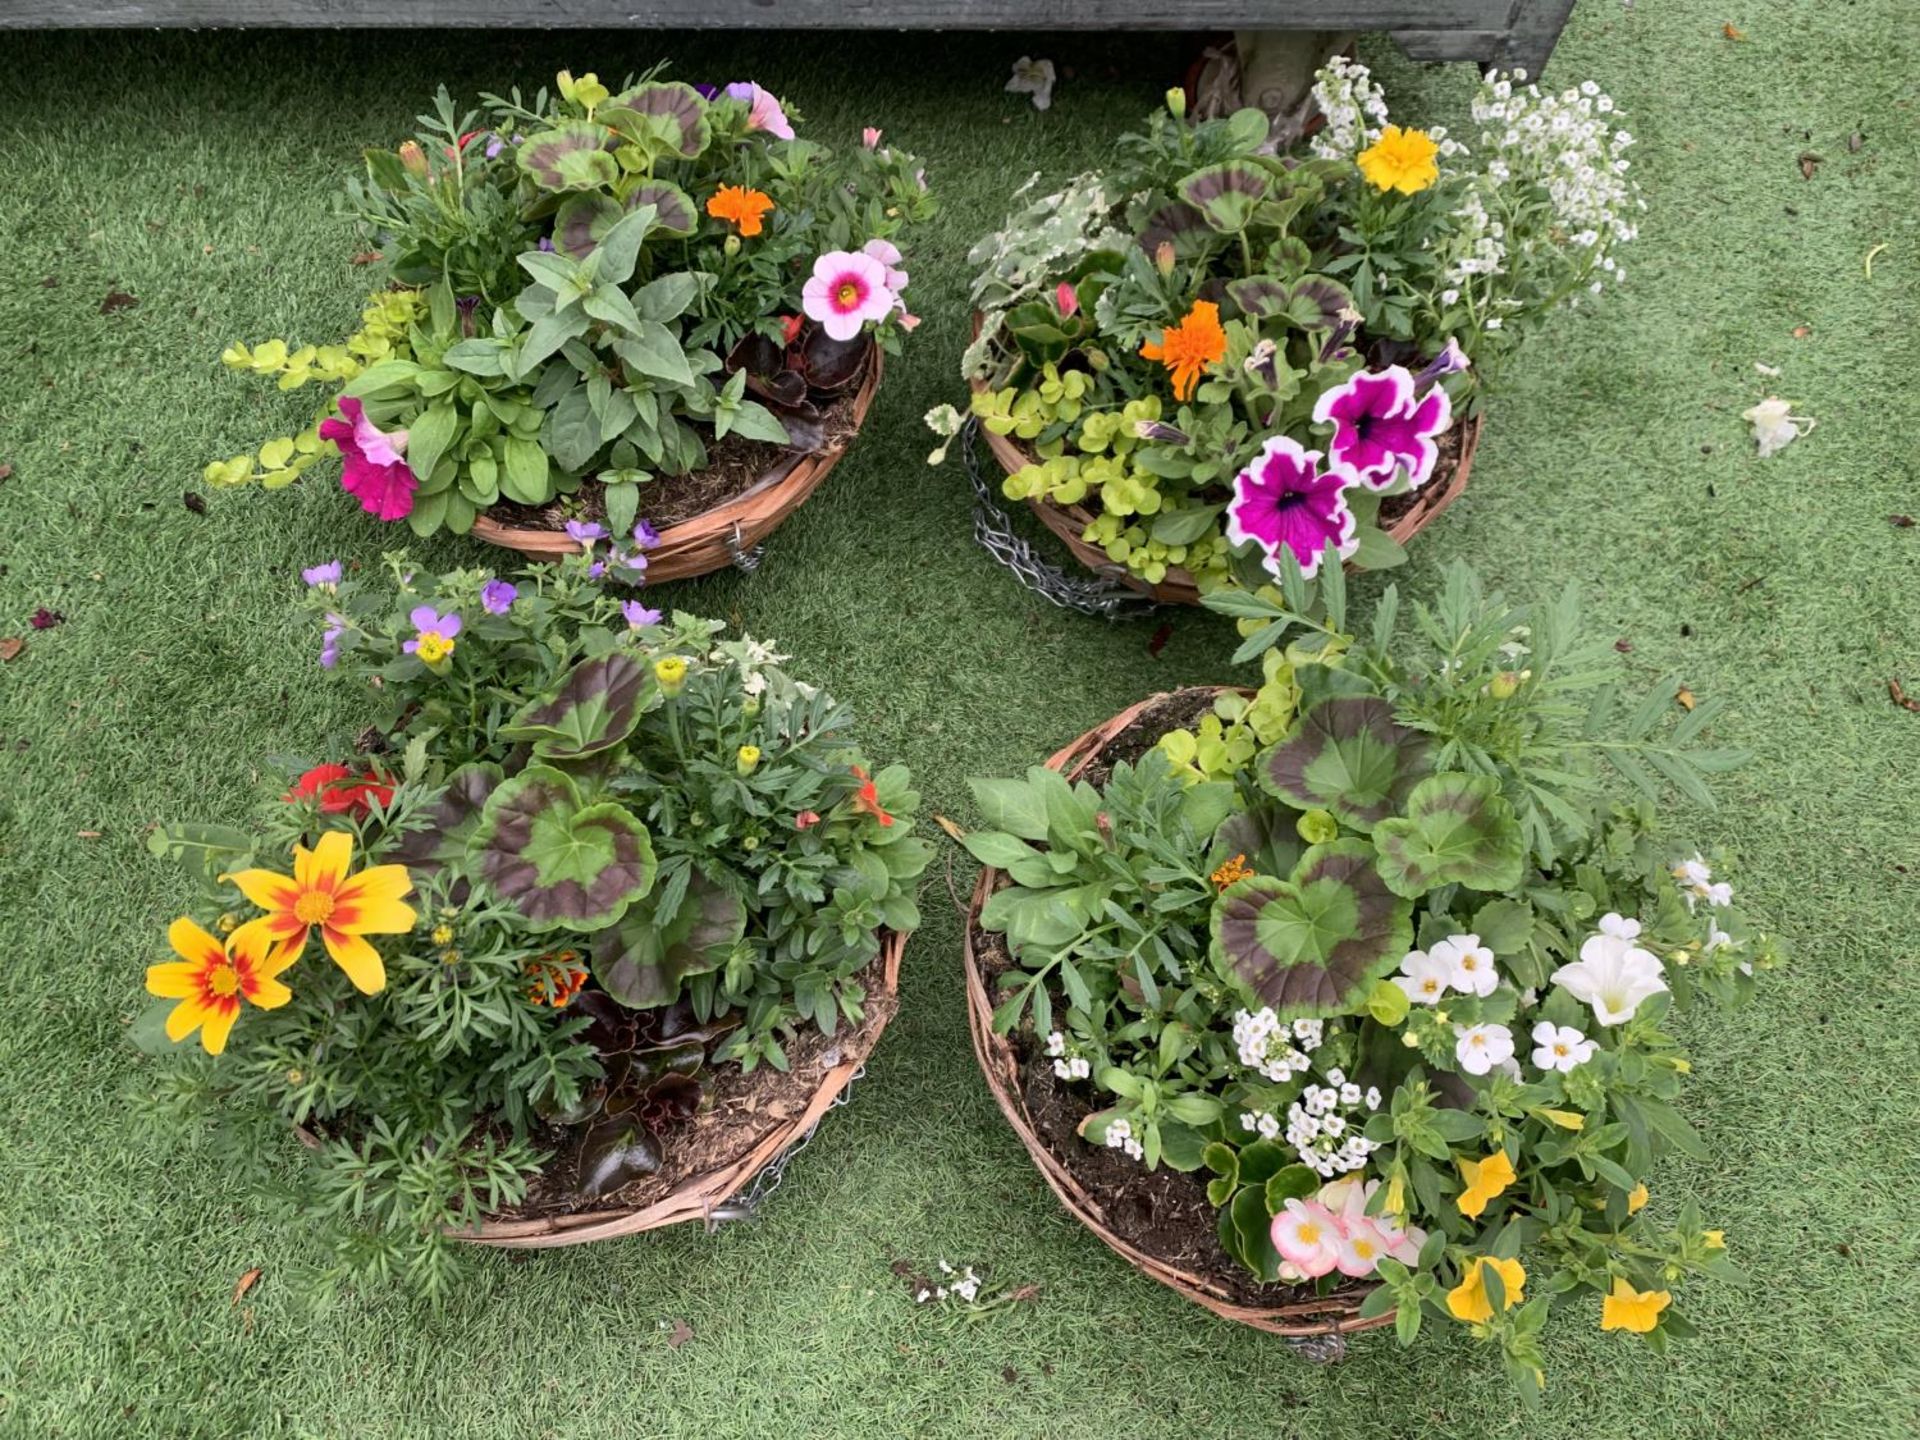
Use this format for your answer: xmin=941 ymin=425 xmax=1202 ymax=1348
xmin=1311 ymin=365 xmax=1453 ymax=492
xmin=564 ymin=519 xmax=607 ymax=548
xmin=480 ymin=579 xmax=518 ymax=615
xmin=802 ymin=250 xmax=896 ymax=341
xmin=616 ymin=549 xmax=649 ymax=575
xmin=622 ymin=600 xmax=663 ymax=629
xmin=302 ymin=560 xmax=342 ymax=589
xmin=1224 ymin=436 xmax=1359 ymax=581
xmin=1412 ymin=337 xmax=1471 ymax=392
xmin=725 ymin=82 xmax=795 ymax=141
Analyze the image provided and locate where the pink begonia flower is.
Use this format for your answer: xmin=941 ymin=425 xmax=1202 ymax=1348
xmin=320 ymin=395 xmax=416 ymax=522
xmin=862 ymin=126 xmax=883 ymax=149
xmin=801 ymin=250 xmax=895 ymax=341
xmin=1320 ymin=1177 xmax=1427 ymax=1269
xmin=725 ymin=82 xmax=795 ymax=141
xmin=1269 ymin=1198 xmax=1341 ymax=1279
xmin=1312 ymin=364 xmax=1453 ymax=491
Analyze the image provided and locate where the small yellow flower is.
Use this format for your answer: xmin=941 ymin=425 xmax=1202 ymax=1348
xmin=1703 ymin=1230 xmax=1726 ymax=1250
xmin=1456 ymin=1150 xmax=1517 ymax=1219
xmin=737 ymin=744 xmax=762 ymax=775
xmin=1600 ymin=1277 xmax=1671 ymax=1333
xmin=1627 ymin=1182 xmax=1650 ymax=1215
xmin=430 ymin=924 xmax=454 ymax=947
xmin=216 ymin=912 xmax=240 ymax=935
xmin=654 ymin=656 xmax=688 ymax=696
xmin=1357 ymin=124 xmax=1441 ymax=195
xmin=1447 ymin=1256 xmax=1526 ymax=1324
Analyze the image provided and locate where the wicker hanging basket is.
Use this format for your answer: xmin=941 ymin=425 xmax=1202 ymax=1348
xmin=961 ymin=689 xmax=1390 ymax=1336
xmin=967 ymin=323 xmax=1478 ymax=606
xmin=452 ymin=927 xmax=907 ymax=1250
xmin=469 ymin=347 xmax=884 ymax=583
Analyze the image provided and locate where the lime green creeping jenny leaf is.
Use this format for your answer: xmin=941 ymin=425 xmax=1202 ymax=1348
xmin=1372 ymin=773 xmax=1527 ymax=900
xmin=1259 ymin=695 xmax=1431 ymax=833
xmin=593 ymin=867 xmax=746 ymax=1008
xmin=469 ymin=765 xmax=656 ymax=931
xmin=501 ymin=654 xmax=658 ymax=761
xmin=1209 ymin=839 xmax=1413 ymax=1020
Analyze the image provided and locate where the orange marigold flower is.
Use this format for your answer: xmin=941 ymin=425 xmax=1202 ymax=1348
xmin=707 ymin=184 xmax=775 ymax=238
xmin=850 ymin=765 xmax=894 ymax=827
xmin=1140 ymin=300 xmax=1226 ymax=402
xmin=1211 ymin=853 xmax=1254 ymax=889
xmin=525 ymin=950 xmax=589 ymax=1007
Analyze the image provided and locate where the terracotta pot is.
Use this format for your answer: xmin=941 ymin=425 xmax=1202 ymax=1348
xmin=454 ymin=927 xmax=907 ymax=1249
xmin=961 ymin=689 xmax=1389 ymax=1336
xmin=469 ymin=347 xmax=883 ymax=583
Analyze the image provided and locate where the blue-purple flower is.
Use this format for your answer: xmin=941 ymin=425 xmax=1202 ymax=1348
xmin=319 ymin=612 xmax=346 ymax=670
xmin=1413 ymin=338 xmax=1471 ymax=391
xmin=725 ymin=82 xmax=795 ymax=140
xmin=480 ymin=579 xmax=518 ymax=615
xmin=622 ymin=600 xmax=663 ymax=629
xmin=632 ymin=520 xmax=661 ymax=550
xmin=403 ymin=605 xmax=461 ymax=664
xmin=1311 ymin=365 xmax=1453 ymax=491
xmin=303 ymin=560 xmax=342 ymax=589
xmin=1224 ymin=436 xmax=1357 ymax=581
xmin=564 ymin=519 xmax=607 ymax=549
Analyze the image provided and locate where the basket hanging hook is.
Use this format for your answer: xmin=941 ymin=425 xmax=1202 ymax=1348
xmin=726 ymin=522 xmax=765 ymax=574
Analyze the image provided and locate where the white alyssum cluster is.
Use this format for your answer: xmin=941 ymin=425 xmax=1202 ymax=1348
xmin=1044 ymin=1030 xmax=1091 ymax=1081
xmin=1309 ymin=56 xmax=1390 ymax=161
xmin=1104 ymin=1117 xmax=1145 ymax=1161
xmin=1279 ymin=1066 xmax=1383 ymax=1178
xmin=1232 ymin=1008 xmax=1323 ymax=1083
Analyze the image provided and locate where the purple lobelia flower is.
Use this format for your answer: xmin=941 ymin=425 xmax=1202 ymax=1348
xmin=1224 ymin=437 xmax=1358 ymax=581
xmin=632 ymin=520 xmax=660 ymax=550
xmin=303 ymin=559 xmax=343 ymax=588
xmin=564 ymin=519 xmax=607 ymax=548
xmin=693 ymin=82 xmax=721 ymax=100
xmin=622 ymin=600 xmax=663 ymax=629
xmin=1311 ymin=365 xmax=1453 ymax=492
xmin=480 ymin=579 xmax=518 ymax=615
xmin=725 ymin=82 xmax=795 ymax=140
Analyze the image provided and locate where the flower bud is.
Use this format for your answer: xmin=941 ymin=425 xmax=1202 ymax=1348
xmin=736 ymin=744 xmax=762 ymax=775
xmin=723 ymin=233 xmax=741 ymax=257
xmin=398 ymin=141 xmax=428 ymax=177
xmin=1296 ymin=809 xmax=1340 ymax=845
xmin=1489 ymin=670 xmax=1522 ymax=700
xmin=794 ymin=810 xmax=822 ymax=830
xmin=1155 ymin=241 xmax=1176 ymax=277
xmin=1054 ymin=280 xmax=1079 ymax=318
xmin=653 ymin=656 xmax=688 ymax=696
xmin=1165 ymin=86 xmax=1187 ymax=120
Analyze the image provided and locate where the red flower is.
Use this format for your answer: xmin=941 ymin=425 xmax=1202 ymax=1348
xmin=286 ymin=763 xmax=396 ymax=818
xmin=780 ymin=314 xmax=804 ymax=346
xmin=849 ymin=766 xmax=894 ymax=827
xmin=794 ymin=810 xmax=822 ymax=830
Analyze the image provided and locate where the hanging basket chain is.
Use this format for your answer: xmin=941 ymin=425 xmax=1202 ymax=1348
xmin=702 ymin=1064 xmax=868 ymax=1230
xmin=962 ymin=416 xmax=1161 ymax=620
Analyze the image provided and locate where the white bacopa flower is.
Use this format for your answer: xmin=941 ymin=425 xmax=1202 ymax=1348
xmin=1044 ymin=1031 xmax=1066 ymax=1057
xmin=1005 ymin=56 xmax=1057 ymax=111
xmin=1454 ymin=1022 xmax=1516 ymax=1076
xmin=1552 ymin=919 xmax=1669 ymax=1025
xmin=1436 ymin=934 xmax=1500 ymax=997
xmin=1742 ymin=396 xmax=1814 ymax=458
xmin=1531 ymin=1021 xmax=1597 ymax=1073
xmin=1393 ymin=948 xmax=1452 ymax=1004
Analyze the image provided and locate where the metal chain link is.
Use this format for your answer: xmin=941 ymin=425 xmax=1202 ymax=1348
xmin=962 ymin=416 xmax=1161 ymax=620
xmin=701 ymin=1063 xmax=866 ymax=1230
xmin=1284 ymin=1331 xmax=1349 ymax=1364
xmin=725 ymin=522 xmax=766 ymax=574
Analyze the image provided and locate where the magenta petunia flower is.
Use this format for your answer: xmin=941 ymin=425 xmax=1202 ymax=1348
xmin=1311 ymin=365 xmax=1453 ymax=492
xmin=802 ymin=250 xmax=895 ymax=341
xmin=480 ymin=579 xmax=518 ymax=615
xmin=725 ymin=82 xmax=795 ymax=141
xmin=1224 ymin=436 xmax=1358 ymax=581
xmin=319 ymin=396 xmax=416 ymax=522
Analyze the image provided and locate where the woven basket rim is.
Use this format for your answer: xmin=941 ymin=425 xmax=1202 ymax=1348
xmin=468 ymin=343 xmax=884 ymax=581
xmin=454 ymin=924 xmax=908 ymax=1249
xmin=966 ymin=315 xmax=1478 ymax=605
xmin=961 ymin=688 xmax=1390 ymax=1335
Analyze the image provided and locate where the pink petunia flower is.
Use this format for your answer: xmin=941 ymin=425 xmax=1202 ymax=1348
xmin=862 ymin=126 xmax=883 ymax=150
xmin=320 ymin=396 xmax=416 ymax=522
xmin=801 ymin=250 xmax=896 ymax=341
xmin=1312 ymin=365 xmax=1453 ymax=492
xmin=725 ymin=82 xmax=795 ymax=141
xmin=1269 ymin=1199 xmax=1342 ymax=1279
xmin=860 ymin=238 xmax=909 ymax=297
xmin=1224 ymin=436 xmax=1358 ymax=581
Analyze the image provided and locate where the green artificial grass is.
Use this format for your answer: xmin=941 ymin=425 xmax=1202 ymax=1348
xmin=1 ymin=5 xmax=1917 ymax=1436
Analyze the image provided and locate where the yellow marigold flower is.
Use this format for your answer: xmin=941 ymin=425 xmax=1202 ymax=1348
xmin=145 ymin=919 xmax=295 ymax=1056
xmin=1627 ymin=1182 xmax=1650 ymax=1214
xmin=707 ymin=184 xmax=775 ymax=238
xmin=654 ymin=656 xmax=688 ymax=696
xmin=222 ymin=831 xmax=416 ymax=995
xmin=1140 ymin=300 xmax=1226 ymax=402
xmin=1447 ymin=1255 xmax=1527 ymax=1324
xmin=1600 ymin=1277 xmax=1672 ymax=1333
xmin=737 ymin=744 xmax=762 ymax=775
xmin=1210 ymin=852 xmax=1254 ymax=889
xmin=1456 ymin=1149 xmax=1517 ymax=1219
xmin=1357 ymin=124 xmax=1440 ymax=195
xmin=431 ymin=923 xmax=454 ymax=946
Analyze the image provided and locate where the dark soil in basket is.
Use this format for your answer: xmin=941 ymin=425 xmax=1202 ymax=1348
xmin=481 ymin=382 xmax=866 ymax=535
xmin=972 ymin=695 xmax=1371 ymax=1313
xmin=488 ymin=951 xmax=896 ymax=1223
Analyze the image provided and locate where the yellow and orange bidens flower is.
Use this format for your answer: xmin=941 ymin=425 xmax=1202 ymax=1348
xmin=1139 ymin=299 xmax=1227 ymax=402
xmin=223 ymin=831 xmax=417 ymax=995
xmin=706 ymin=184 xmax=775 ymax=238
xmin=146 ymin=918 xmax=295 ymax=1055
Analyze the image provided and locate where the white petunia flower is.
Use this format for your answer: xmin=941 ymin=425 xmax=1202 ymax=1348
xmin=1742 ymin=396 xmax=1813 ymax=458
xmin=1394 ymin=948 xmax=1452 ymax=1004
xmin=1531 ymin=1020 xmax=1597 ymax=1073
xmin=1552 ymin=919 xmax=1669 ymax=1025
xmin=1454 ymin=1022 xmax=1516 ymax=1076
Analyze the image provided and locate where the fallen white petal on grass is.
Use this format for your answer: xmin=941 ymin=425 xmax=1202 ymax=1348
xmin=1742 ymin=396 xmax=1814 ymax=458
xmin=1753 ymin=361 xmax=1781 ymax=377
xmin=1006 ymin=57 xmax=1057 ymax=111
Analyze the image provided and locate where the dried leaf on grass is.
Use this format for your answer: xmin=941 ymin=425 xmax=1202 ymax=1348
xmin=932 ymin=815 xmax=967 ymax=842
xmin=664 ymin=1318 xmax=694 ymax=1349
xmin=1890 ymin=681 xmax=1920 ymax=715
xmin=231 ymin=1267 xmax=262 ymax=1305
xmin=0 ymin=638 xmax=24 ymax=662
xmin=99 ymin=289 xmax=139 ymax=315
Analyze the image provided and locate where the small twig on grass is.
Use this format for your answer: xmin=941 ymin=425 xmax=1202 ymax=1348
xmin=1889 ymin=680 xmax=1920 ymax=714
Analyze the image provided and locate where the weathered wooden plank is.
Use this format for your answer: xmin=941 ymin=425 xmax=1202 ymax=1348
xmin=1390 ymin=28 xmax=1505 ymax=64
xmin=0 ymin=0 xmax=1523 ymax=32
xmin=1499 ymin=0 xmax=1578 ymax=77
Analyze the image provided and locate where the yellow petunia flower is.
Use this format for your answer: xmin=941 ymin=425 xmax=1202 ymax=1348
xmin=1600 ymin=1277 xmax=1672 ymax=1333
xmin=145 ymin=918 xmax=295 ymax=1056
xmin=1357 ymin=124 xmax=1441 ymax=195
xmin=1455 ymin=1149 xmax=1517 ymax=1219
xmin=223 ymin=831 xmax=416 ymax=995
xmin=1627 ymin=1182 xmax=1650 ymax=1214
xmin=1703 ymin=1230 xmax=1726 ymax=1250
xmin=1447 ymin=1255 xmax=1527 ymax=1324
